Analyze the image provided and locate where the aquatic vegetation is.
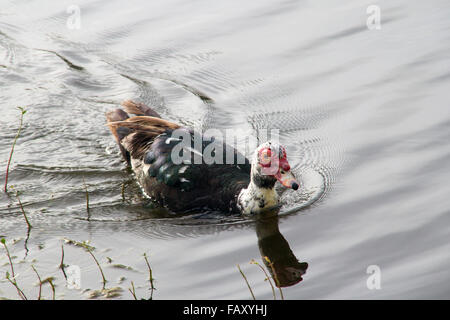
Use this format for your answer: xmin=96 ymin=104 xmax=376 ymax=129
xmin=45 ymin=277 xmax=56 ymax=300
xmin=1 ymin=238 xmax=27 ymax=300
xmin=63 ymin=238 xmax=95 ymax=251
xmin=87 ymin=287 xmax=123 ymax=299
xmin=1 ymin=238 xmax=58 ymax=300
xmin=128 ymin=281 xmax=137 ymax=300
xmin=250 ymin=259 xmax=276 ymax=300
xmin=263 ymin=256 xmax=284 ymax=300
xmin=237 ymin=264 xmax=255 ymax=300
xmin=238 ymin=257 xmax=284 ymax=300
xmin=63 ymin=238 xmax=109 ymax=294
xmin=87 ymin=248 xmax=107 ymax=290
xmin=61 ymin=240 xmax=157 ymax=299
xmin=1 ymin=236 xmax=284 ymax=300
xmin=143 ymin=253 xmax=156 ymax=300
xmin=65 ymin=239 xmax=107 ymax=290
xmin=4 ymin=107 xmax=26 ymax=193
xmin=11 ymin=187 xmax=32 ymax=231
xmin=30 ymin=265 xmax=42 ymax=300
xmin=59 ymin=244 xmax=67 ymax=280
xmin=127 ymin=253 xmax=156 ymax=300
xmin=82 ymin=177 xmax=90 ymax=221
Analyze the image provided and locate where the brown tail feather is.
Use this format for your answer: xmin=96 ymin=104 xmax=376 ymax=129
xmin=106 ymin=104 xmax=181 ymax=163
xmin=107 ymin=116 xmax=179 ymax=130
xmin=106 ymin=109 xmax=132 ymax=164
xmin=106 ymin=109 xmax=131 ymax=142
xmin=121 ymin=100 xmax=161 ymax=118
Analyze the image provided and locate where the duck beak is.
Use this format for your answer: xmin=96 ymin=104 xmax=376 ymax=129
xmin=274 ymin=159 xmax=299 ymax=190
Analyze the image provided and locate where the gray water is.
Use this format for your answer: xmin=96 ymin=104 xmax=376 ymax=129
xmin=1 ymin=0 xmax=450 ymax=299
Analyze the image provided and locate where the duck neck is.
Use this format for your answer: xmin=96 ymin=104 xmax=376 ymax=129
xmin=238 ymin=174 xmax=279 ymax=215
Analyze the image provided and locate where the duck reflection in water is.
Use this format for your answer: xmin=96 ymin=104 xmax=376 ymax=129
xmin=254 ymin=210 xmax=308 ymax=287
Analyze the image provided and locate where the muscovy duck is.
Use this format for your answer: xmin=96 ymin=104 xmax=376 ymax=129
xmin=106 ymin=100 xmax=299 ymax=215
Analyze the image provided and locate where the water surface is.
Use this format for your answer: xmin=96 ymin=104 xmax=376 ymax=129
xmin=1 ymin=0 xmax=450 ymax=299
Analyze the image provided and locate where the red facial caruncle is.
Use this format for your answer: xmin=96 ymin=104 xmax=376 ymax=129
xmin=258 ymin=147 xmax=273 ymax=167
xmin=258 ymin=145 xmax=299 ymax=190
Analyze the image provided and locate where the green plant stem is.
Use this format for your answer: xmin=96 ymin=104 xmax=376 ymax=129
xmin=47 ymin=279 xmax=55 ymax=300
xmin=129 ymin=281 xmax=137 ymax=300
xmin=59 ymin=244 xmax=67 ymax=280
xmin=82 ymin=177 xmax=90 ymax=221
xmin=143 ymin=253 xmax=155 ymax=300
xmin=15 ymin=191 xmax=32 ymax=230
xmin=121 ymin=182 xmax=126 ymax=202
xmin=6 ymin=275 xmax=27 ymax=300
xmin=31 ymin=265 xmax=42 ymax=300
xmin=2 ymin=239 xmax=27 ymax=300
xmin=264 ymin=256 xmax=284 ymax=300
xmin=2 ymin=239 xmax=15 ymax=278
xmin=237 ymin=264 xmax=255 ymax=300
xmin=4 ymin=107 xmax=26 ymax=193
xmin=86 ymin=248 xmax=107 ymax=290
xmin=251 ymin=259 xmax=276 ymax=300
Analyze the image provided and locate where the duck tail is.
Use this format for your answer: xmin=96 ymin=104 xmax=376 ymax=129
xmin=106 ymin=108 xmax=132 ymax=165
xmin=106 ymin=100 xmax=165 ymax=165
xmin=121 ymin=100 xmax=161 ymax=118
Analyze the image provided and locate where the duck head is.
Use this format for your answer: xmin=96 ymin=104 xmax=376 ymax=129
xmin=252 ymin=142 xmax=299 ymax=190
xmin=238 ymin=142 xmax=299 ymax=214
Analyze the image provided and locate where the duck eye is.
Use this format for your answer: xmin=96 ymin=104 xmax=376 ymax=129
xmin=259 ymin=148 xmax=272 ymax=166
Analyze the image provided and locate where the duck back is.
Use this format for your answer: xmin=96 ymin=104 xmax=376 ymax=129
xmin=106 ymin=101 xmax=251 ymax=213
